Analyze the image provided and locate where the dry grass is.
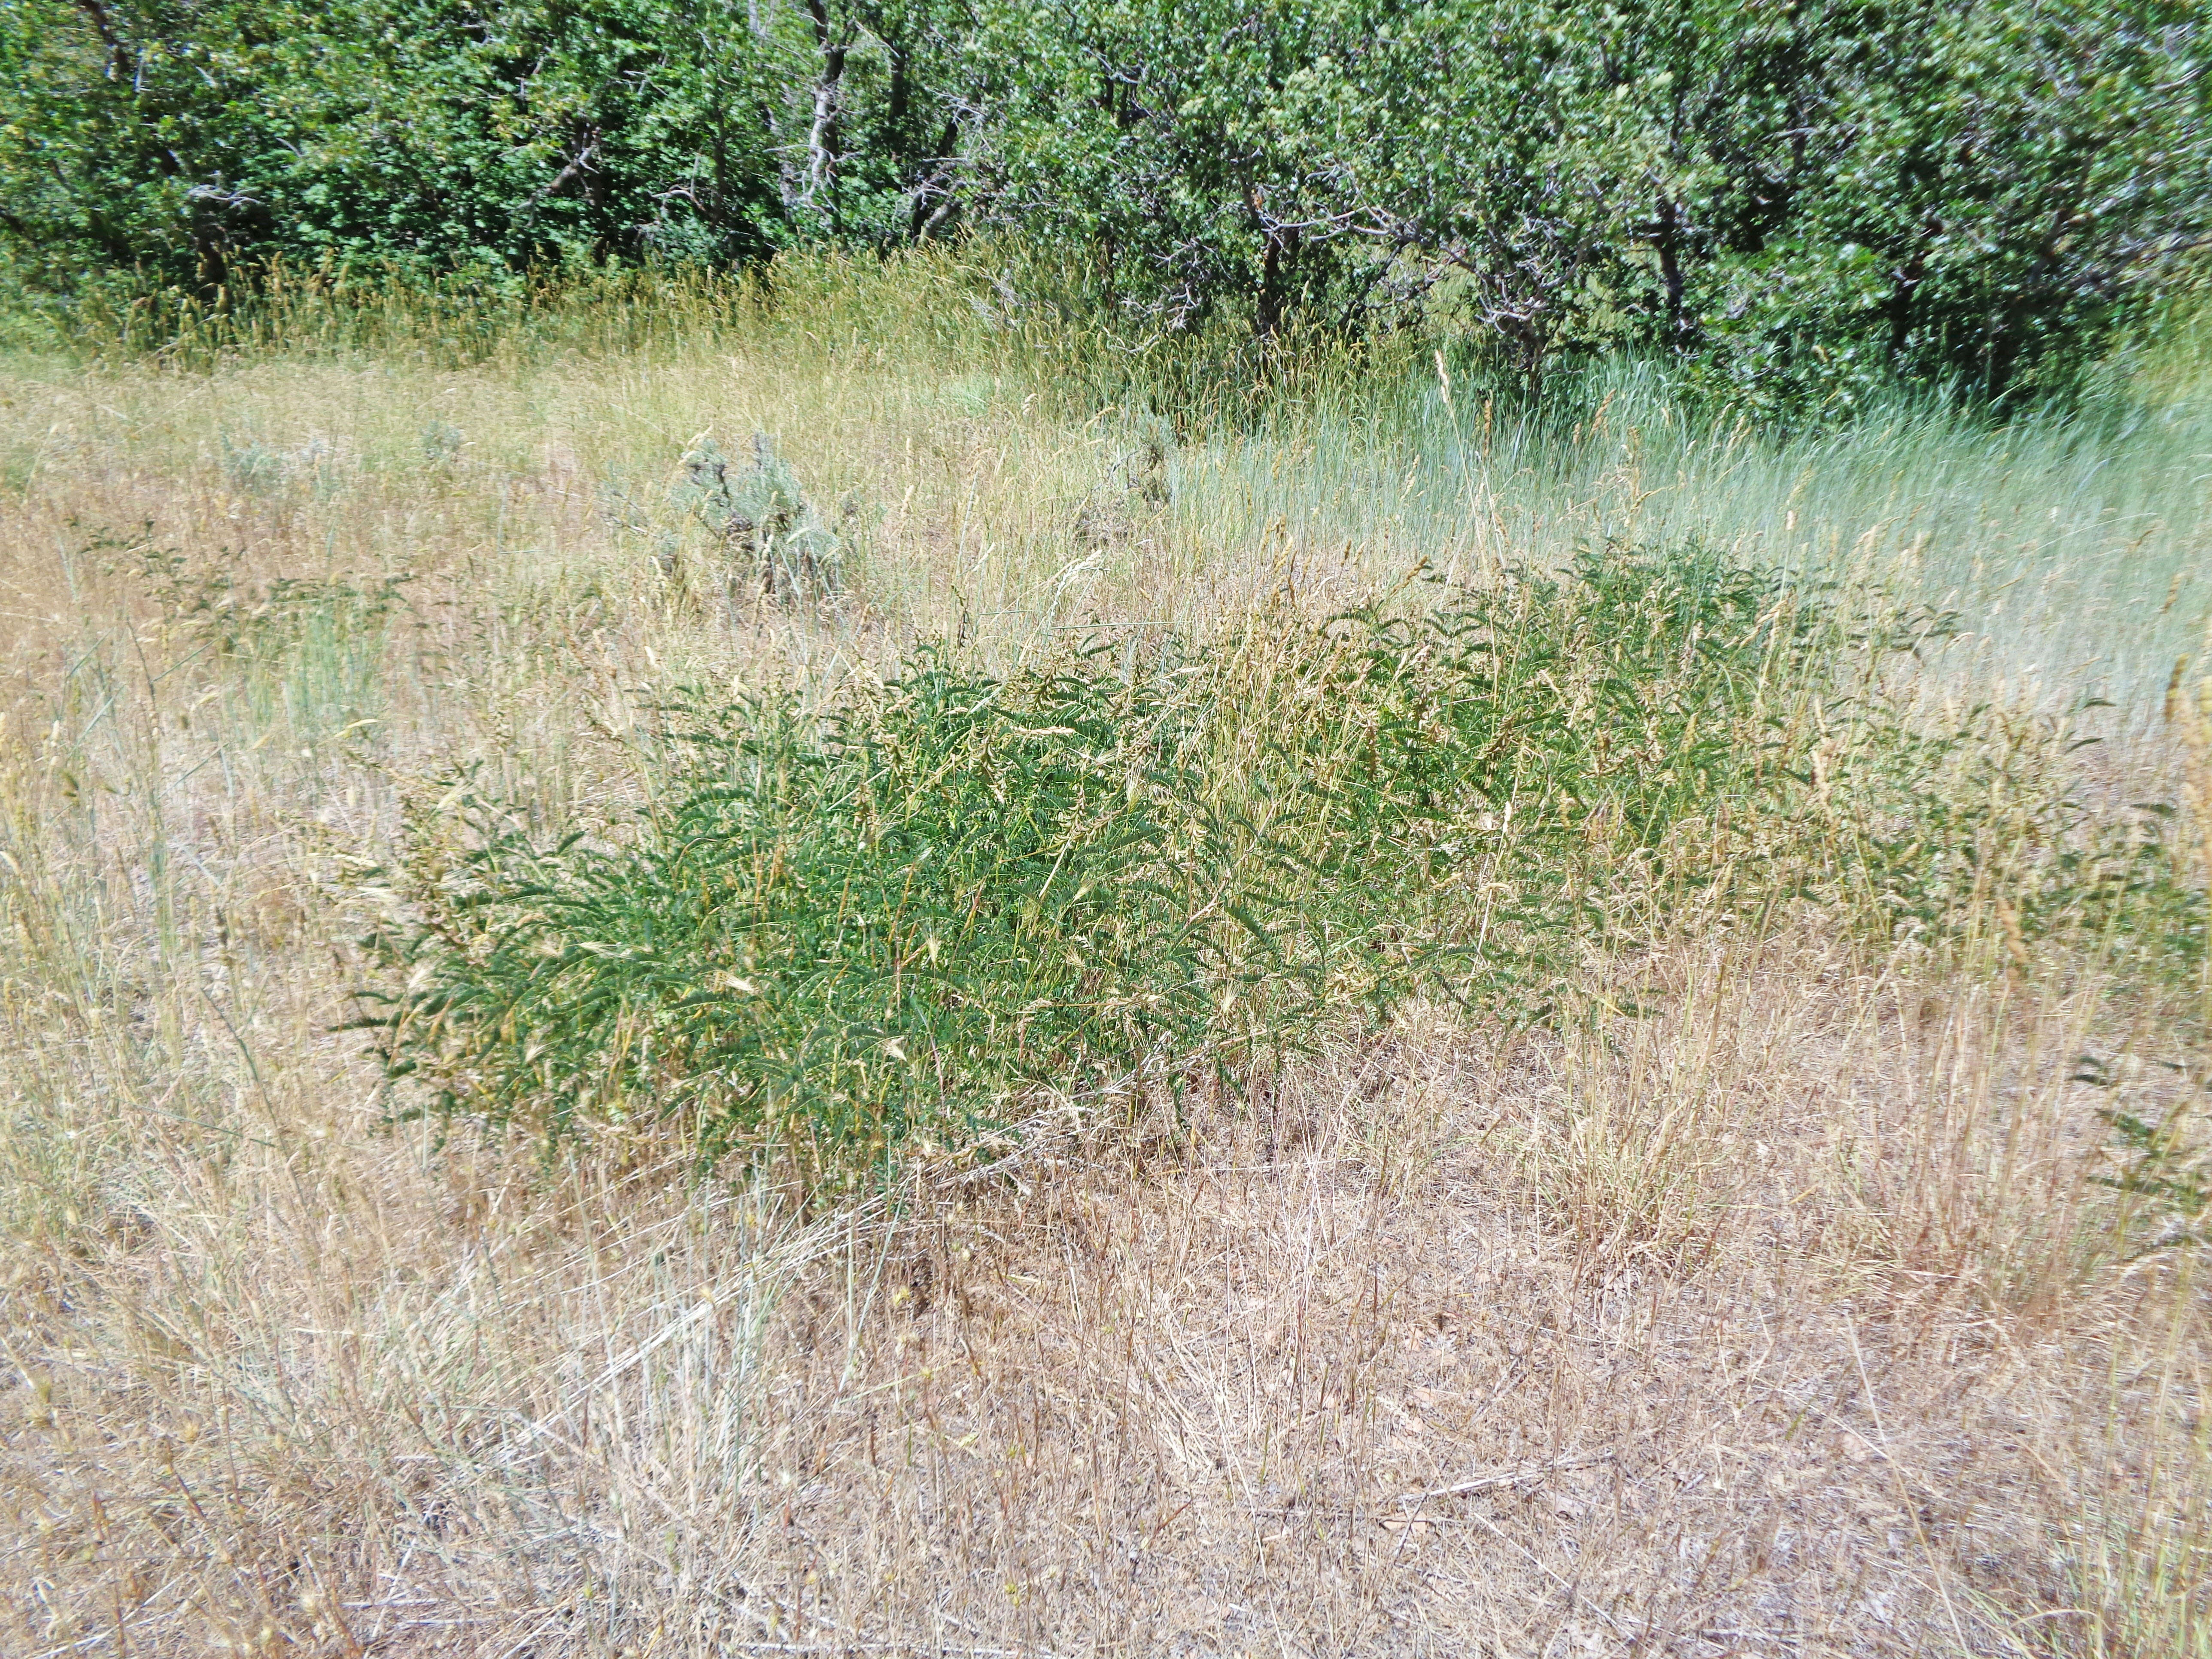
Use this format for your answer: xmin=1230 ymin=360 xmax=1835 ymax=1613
xmin=3 ymin=274 xmax=2210 ymax=1656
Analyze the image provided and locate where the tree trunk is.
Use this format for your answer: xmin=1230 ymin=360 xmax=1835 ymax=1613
xmin=1887 ymin=217 xmax=1938 ymax=361
xmin=1653 ymin=194 xmax=1687 ymax=349
xmin=801 ymin=0 xmax=852 ymax=218
xmin=908 ymin=117 xmax=961 ymax=241
xmin=1254 ymin=215 xmax=1299 ymax=338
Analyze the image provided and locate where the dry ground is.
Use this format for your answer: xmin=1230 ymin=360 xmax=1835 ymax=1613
xmin=10 ymin=933 xmax=2206 ymax=1655
xmin=2 ymin=304 xmax=2209 ymax=1656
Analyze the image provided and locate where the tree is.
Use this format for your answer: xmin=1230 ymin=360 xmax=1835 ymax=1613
xmin=966 ymin=0 xmax=1394 ymax=334
xmin=4 ymin=0 xmax=2205 ymax=410
xmin=0 ymin=0 xmax=969 ymax=292
xmin=0 ymin=0 xmax=316 ymax=290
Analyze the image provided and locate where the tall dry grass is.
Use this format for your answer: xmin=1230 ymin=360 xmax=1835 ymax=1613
xmin=3 ymin=257 xmax=2210 ymax=1655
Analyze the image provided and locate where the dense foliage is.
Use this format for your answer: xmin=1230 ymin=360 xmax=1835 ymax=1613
xmin=0 ymin=0 xmax=961 ymax=283
xmin=361 ymin=547 xmax=1830 ymax=1178
xmin=361 ymin=536 xmax=2208 ymax=1185
xmin=5 ymin=0 xmax=2208 ymax=404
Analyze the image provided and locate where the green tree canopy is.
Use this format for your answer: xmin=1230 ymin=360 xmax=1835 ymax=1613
xmin=5 ymin=0 xmax=2206 ymax=406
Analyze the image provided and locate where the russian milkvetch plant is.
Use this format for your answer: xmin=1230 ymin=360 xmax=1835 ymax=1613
xmin=362 ymin=543 xmax=1854 ymax=1182
xmin=362 ymin=653 xmax=1246 ymax=1182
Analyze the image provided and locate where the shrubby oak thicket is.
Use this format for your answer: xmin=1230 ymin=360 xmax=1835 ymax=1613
xmin=5 ymin=0 xmax=2209 ymax=404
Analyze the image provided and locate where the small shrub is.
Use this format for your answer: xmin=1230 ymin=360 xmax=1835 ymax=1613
xmin=220 ymin=434 xmax=291 ymax=495
xmin=355 ymin=541 xmax=2212 ymax=1189
xmin=362 ymin=540 xmax=1838 ymax=1183
xmin=421 ymin=421 xmax=464 ymax=465
xmin=673 ymin=434 xmax=842 ymax=604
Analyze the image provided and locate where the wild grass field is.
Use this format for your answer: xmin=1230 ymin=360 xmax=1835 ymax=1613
xmin=4 ymin=255 xmax=2212 ymax=1656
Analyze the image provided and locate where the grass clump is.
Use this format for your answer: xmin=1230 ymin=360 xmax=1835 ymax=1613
xmin=363 ymin=542 xmax=1836 ymax=1182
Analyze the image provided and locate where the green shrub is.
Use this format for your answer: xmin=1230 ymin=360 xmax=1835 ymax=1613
xmin=1209 ymin=542 xmax=1826 ymax=1025
xmin=367 ymin=656 xmax=1225 ymax=1179
xmin=362 ymin=542 xmax=1830 ymax=1179
xmin=359 ymin=540 xmax=2206 ymax=1186
xmin=1809 ymin=696 xmax=2209 ymax=983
